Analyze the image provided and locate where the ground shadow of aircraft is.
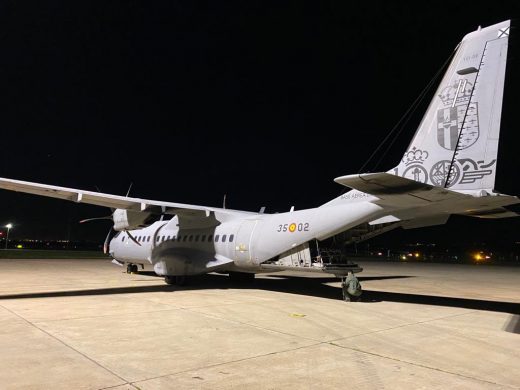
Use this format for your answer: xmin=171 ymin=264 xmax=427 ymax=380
xmin=0 ymin=273 xmax=518 ymax=315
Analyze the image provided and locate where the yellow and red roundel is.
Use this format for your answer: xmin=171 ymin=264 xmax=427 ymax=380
xmin=288 ymin=223 xmax=297 ymax=232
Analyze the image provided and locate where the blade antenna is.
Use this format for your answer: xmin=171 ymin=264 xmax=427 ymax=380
xmin=125 ymin=182 xmax=134 ymax=197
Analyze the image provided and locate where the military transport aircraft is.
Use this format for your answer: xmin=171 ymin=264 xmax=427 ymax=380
xmin=0 ymin=20 xmax=516 ymax=300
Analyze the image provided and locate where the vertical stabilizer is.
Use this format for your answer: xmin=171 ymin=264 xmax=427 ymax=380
xmin=395 ymin=20 xmax=510 ymax=191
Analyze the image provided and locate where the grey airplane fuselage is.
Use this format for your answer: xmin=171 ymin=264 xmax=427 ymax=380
xmin=109 ymin=199 xmax=384 ymax=276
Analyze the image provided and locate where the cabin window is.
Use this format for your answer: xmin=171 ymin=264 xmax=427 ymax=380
xmin=208 ymin=235 xmax=213 ymax=242
xmin=188 ymin=235 xmax=193 ymax=242
xmin=147 ymin=236 xmax=151 ymax=242
xmin=156 ymin=236 xmax=160 ymax=242
xmin=173 ymin=236 xmax=176 ymax=241
xmin=167 ymin=236 xmax=171 ymax=240
xmin=229 ymin=234 xmax=234 ymax=242
xmin=183 ymin=236 xmax=188 ymax=242
xmin=214 ymin=235 xmax=219 ymax=242
xmin=162 ymin=236 xmax=166 ymax=242
xmin=122 ymin=236 xmax=125 ymax=242
xmin=201 ymin=235 xmax=206 ymax=241
xmin=222 ymin=234 xmax=227 ymax=242
xmin=195 ymin=235 xmax=200 ymax=242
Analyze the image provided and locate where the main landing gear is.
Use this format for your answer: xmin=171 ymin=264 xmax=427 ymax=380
xmin=341 ymin=272 xmax=362 ymax=302
xmin=126 ymin=264 xmax=139 ymax=274
xmin=228 ymin=272 xmax=255 ymax=282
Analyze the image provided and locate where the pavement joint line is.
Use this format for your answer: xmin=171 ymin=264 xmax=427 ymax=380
xmin=32 ymin=306 xmax=182 ymax=324
xmin=177 ymin=302 xmax=479 ymax=346
xmin=98 ymin=383 xmax=140 ymax=390
xmin=176 ymin=305 xmax=323 ymax=343
xmin=326 ymin=310 xmax=479 ymax=344
xmin=0 ymin=302 xmax=130 ymax=385
xmin=328 ymin=342 xmax=517 ymax=389
xmin=130 ymin=341 xmax=323 ymax=386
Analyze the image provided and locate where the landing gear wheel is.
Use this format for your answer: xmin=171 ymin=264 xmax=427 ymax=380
xmin=342 ymin=272 xmax=362 ymax=302
xmin=164 ymin=275 xmax=176 ymax=285
xmin=127 ymin=264 xmax=138 ymax=274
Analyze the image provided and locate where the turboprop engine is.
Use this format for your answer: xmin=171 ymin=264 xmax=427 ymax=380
xmin=112 ymin=209 xmax=153 ymax=231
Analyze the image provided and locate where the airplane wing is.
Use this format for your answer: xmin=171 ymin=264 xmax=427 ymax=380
xmin=0 ymin=177 xmax=250 ymax=218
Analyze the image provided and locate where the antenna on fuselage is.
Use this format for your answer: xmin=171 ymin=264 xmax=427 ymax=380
xmin=125 ymin=182 xmax=134 ymax=197
xmin=223 ymin=194 xmax=227 ymax=209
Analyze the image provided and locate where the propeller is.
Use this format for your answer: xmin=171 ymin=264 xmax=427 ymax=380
xmin=103 ymin=226 xmax=114 ymax=254
xmin=81 ymin=182 xmax=175 ymax=250
xmin=125 ymin=230 xmax=141 ymax=246
xmin=79 ymin=216 xmax=113 ymax=224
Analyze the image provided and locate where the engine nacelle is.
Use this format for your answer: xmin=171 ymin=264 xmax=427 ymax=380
xmin=113 ymin=209 xmax=152 ymax=231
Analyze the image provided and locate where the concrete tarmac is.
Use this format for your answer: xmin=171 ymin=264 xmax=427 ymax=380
xmin=0 ymin=258 xmax=519 ymax=389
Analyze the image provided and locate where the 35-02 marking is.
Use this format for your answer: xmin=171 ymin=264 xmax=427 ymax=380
xmin=277 ymin=222 xmax=309 ymax=233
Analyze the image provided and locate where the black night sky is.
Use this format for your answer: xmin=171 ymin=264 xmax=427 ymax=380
xmin=1 ymin=1 xmax=520 ymax=245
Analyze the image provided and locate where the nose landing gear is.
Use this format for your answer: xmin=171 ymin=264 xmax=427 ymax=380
xmin=126 ymin=264 xmax=139 ymax=274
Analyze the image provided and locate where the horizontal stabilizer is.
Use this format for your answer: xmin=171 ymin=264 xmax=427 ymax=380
xmin=401 ymin=214 xmax=450 ymax=229
xmin=334 ymin=173 xmax=465 ymax=202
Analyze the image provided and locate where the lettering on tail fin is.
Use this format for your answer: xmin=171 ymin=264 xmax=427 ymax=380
xmin=437 ymin=79 xmax=479 ymax=151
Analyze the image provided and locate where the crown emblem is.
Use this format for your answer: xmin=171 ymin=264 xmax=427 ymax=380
xmin=438 ymin=79 xmax=473 ymax=106
xmin=402 ymin=147 xmax=429 ymax=166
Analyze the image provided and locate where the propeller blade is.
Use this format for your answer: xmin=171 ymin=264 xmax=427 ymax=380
xmin=79 ymin=216 xmax=113 ymax=224
xmin=103 ymin=227 xmax=114 ymax=254
xmin=126 ymin=230 xmax=141 ymax=246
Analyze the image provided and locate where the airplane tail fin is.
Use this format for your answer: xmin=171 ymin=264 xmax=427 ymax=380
xmin=394 ymin=20 xmax=510 ymax=191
